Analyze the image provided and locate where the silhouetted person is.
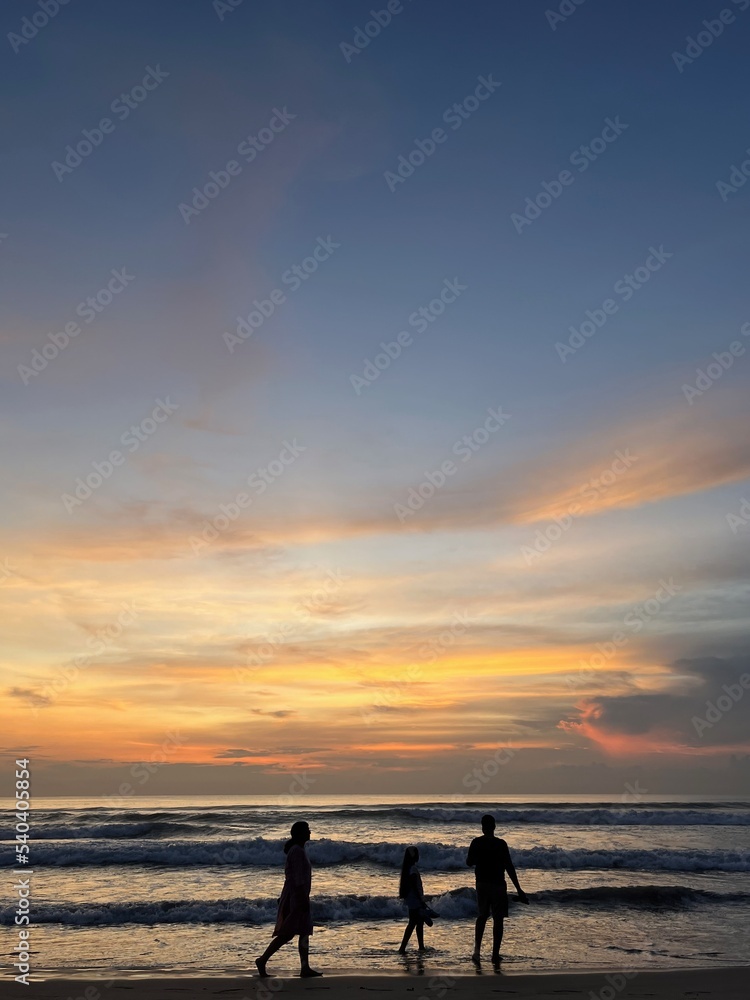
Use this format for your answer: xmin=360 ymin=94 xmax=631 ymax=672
xmin=256 ymin=821 xmax=322 ymax=978
xmin=466 ymin=814 xmax=528 ymax=964
xmin=397 ymin=845 xmax=432 ymax=953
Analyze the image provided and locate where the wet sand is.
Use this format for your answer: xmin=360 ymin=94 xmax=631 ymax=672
xmin=5 ymin=967 xmax=747 ymax=1000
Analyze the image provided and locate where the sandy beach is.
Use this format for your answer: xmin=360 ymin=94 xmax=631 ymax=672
xmin=5 ymin=968 xmax=748 ymax=1000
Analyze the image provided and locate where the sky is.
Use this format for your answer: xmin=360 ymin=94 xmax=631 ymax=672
xmin=1 ymin=0 xmax=749 ymax=797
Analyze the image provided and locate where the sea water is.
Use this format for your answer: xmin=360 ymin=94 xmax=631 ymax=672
xmin=2 ymin=794 xmax=749 ymax=977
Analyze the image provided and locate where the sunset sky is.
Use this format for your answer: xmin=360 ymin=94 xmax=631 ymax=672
xmin=2 ymin=0 xmax=749 ymax=796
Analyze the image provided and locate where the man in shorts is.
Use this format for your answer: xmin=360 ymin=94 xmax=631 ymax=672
xmin=466 ymin=813 xmax=528 ymax=964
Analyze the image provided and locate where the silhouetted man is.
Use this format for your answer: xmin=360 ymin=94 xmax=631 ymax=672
xmin=466 ymin=813 xmax=528 ymax=964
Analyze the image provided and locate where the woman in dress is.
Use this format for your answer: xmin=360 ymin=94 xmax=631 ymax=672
xmin=256 ymin=820 xmax=321 ymax=978
xmin=397 ymin=845 xmax=431 ymax=954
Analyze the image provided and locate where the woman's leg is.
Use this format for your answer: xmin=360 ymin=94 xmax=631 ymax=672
xmin=398 ymin=918 xmax=416 ymax=952
xmin=298 ymin=935 xmax=322 ymax=976
xmin=256 ymin=933 xmax=292 ymax=976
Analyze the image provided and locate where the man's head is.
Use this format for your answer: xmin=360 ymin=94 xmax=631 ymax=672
xmin=481 ymin=813 xmax=496 ymax=834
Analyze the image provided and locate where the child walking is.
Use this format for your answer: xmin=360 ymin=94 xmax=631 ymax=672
xmin=397 ymin=846 xmax=432 ymax=953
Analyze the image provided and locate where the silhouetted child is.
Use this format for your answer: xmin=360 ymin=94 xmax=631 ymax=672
xmin=398 ymin=846 xmax=432 ymax=953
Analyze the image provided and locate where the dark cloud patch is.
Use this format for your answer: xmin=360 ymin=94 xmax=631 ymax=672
xmin=565 ymin=654 xmax=750 ymax=748
xmin=8 ymin=686 xmax=52 ymax=708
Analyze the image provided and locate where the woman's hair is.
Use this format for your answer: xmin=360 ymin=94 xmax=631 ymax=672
xmin=284 ymin=820 xmax=309 ymax=855
xmin=398 ymin=846 xmax=419 ymax=898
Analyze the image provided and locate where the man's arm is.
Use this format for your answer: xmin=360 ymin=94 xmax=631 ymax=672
xmin=503 ymin=842 xmax=528 ymax=902
xmin=466 ymin=838 xmax=477 ymax=868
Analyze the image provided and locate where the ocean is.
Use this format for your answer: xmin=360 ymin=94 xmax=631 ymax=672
xmin=4 ymin=794 xmax=750 ymax=977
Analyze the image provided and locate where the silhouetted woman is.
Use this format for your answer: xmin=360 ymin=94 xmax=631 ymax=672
xmin=256 ymin=820 xmax=321 ymax=978
xmin=398 ymin=845 xmax=431 ymax=954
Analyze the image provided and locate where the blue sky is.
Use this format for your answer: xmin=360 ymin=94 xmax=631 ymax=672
xmin=2 ymin=0 xmax=749 ymax=794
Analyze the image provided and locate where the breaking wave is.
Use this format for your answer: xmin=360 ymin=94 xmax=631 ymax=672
xmin=2 ymin=884 xmax=745 ymax=927
xmin=23 ymin=837 xmax=750 ymax=872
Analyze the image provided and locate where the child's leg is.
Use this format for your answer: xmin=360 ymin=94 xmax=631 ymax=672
xmin=399 ymin=918 xmax=416 ymax=952
xmin=416 ymin=918 xmax=425 ymax=950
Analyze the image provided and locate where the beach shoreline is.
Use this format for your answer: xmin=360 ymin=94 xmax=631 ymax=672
xmin=5 ymin=968 xmax=748 ymax=999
